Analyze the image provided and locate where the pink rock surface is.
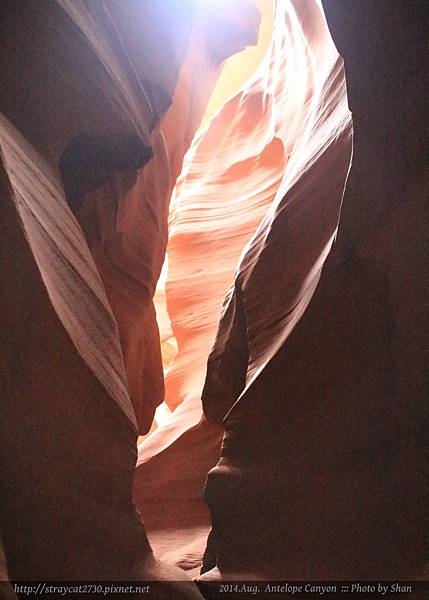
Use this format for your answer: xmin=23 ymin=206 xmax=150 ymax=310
xmin=0 ymin=0 xmax=262 ymax=582
xmin=2 ymin=0 xmax=425 ymax=584
xmin=198 ymin=0 xmax=428 ymax=581
xmin=140 ymin=0 xmax=350 ymax=451
xmin=136 ymin=0 xmax=352 ymax=567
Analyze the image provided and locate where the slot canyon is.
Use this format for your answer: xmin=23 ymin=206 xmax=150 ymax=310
xmin=0 ymin=0 xmax=427 ymax=598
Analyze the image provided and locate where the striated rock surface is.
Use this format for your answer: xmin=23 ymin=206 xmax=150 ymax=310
xmin=0 ymin=0 xmax=257 ymax=588
xmin=0 ymin=0 xmax=152 ymax=580
xmin=201 ymin=0 xmax=428 ymax=581
xmin=0 ymin=150 xmax=149 ymax=581
xmin=134 ymin=0 xmax=352 ymax=570
xmin=1 ymin=0 xmax=255 ymax=435
xmin=1 ymin=0 xmax=426 ymax=585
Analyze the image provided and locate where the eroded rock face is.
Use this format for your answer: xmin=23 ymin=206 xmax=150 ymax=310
xmin=134 ymin=0 xmax=284 ymax=535
xmin=1 ymin=0 xmax=251 ymax=436
xmin=0 ymin=155 xmax=148 ymax=581
xmin=0 ymin=0 xmax=258 ymax=587
xmin=2 ymin=0 xmax=426 ymax=585
xmin=0 ymin=0 xmax=166 ymax=583
xmin=134 ymin=0 xmax=352 ymax=569
xmin=201 ymin=0 xmax=428 ymax=581
xmin=61 ymin=0 xmax=261 ymax=434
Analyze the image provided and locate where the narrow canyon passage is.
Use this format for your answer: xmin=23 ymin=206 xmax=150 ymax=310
xmin=0 ymin=0 xmax=427 ymax=595
xmin=135 ymin=0 xmax=353 ymax=574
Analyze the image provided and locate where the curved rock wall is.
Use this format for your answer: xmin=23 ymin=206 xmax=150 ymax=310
xmin=64 ymin=0 xmax=260 ymax=433
xmin=0 ymin=0 xmax=186 ymax=583
xmin=201 ymin=0 xmax=428 ymax=581
xmin=135 ymin=0 xmax=352 ymax=569
xmin=0 ymin=0 xmax=258 ymax=585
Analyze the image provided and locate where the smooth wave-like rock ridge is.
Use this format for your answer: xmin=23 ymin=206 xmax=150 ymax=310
xmin=134 ymin=3 xmax=352 ymax=573
xmin=0 ymin=0 xmax=257 ymax=587
xmin=200 ymin=0 xmax=427 ymax=581
xmin=139 ymin=0 xmax=352 ymax=458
